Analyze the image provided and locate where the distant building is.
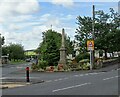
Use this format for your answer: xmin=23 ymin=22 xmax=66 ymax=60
xmin=24 ymin=49 xmax=38 ymax=57
xmin=2 ymin=55 xmax=9 ymax=64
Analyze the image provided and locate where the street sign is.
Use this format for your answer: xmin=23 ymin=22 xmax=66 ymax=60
xmin=87 ymin=40 xmax=94 ymax=51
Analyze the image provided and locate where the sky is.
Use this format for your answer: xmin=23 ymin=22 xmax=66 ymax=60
xmin=0 ymin=0 xmax=119 ymax=50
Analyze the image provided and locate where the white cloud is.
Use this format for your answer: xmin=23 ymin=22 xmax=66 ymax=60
xmin=51 ymin=0 xmax=74 ymax=7
xmin=0 ymin=0 xmax=76 ymax=50
xmin=0 ymin=0 xmax=40 ymax=16
xmin=0 ymin=0 xmax=40 ymax=26
xmin=2 ymin=13 xmax=76 ymax=50
xmin=39 ymin=14 xmax=61 ymax=27
xmin=2 ymin=30 xmax=43 ymax=50
xmin=8 ymin=24 xmax=21 ymax=31
xmin=11 ymin=15 xmax=35 ymax=22
xmin=0 ymin=0 xmax=40 ymax=50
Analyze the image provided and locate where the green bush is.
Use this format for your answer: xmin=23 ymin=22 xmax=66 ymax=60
xmin=31 ymin=60 xmax=48 ymax=71
xmin=75 ymin=53 xmax=90 ymax=63
xmin=81 ymin=63 xmax=90 ymax=70
xmin=31 ymin=63 xmax=39 ymax=71
xmin=79 ymin=59 xmax=89 ymax=63
xmin=38 ymin=60 xmax=48 ymax=69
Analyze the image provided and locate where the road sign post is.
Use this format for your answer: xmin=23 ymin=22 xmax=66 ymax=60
xmin=90 ymin=50 xmax=92 ymax=70
xmin=87 ymin=40 xmax=94 ymax=70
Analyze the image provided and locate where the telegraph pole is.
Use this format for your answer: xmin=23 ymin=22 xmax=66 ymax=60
xmin=91 ymin=5 xmax=95 ymax=70
xmin=0 ymin=33 xmax=2 ymax=65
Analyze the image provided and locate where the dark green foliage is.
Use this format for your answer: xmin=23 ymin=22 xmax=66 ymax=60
xmin=40 ymin=30 xmax=60 ymax=66
xmin=31 ymin=60 xmax=48 ymax=70
xmin=2 ymin=46 xmax=9 ymax=56
xmin=75 ymin=8 xmax=120 ymax=59
xmin=75 ymin=53 xmax=90 ymax=63
xmin=2 ymin=36 xmax=5 ymax=45
xmin=2 ymin=43 xmax=25 ymax=60
xmin=65 ymin=36 xmax=74 ymax=55
xmin=99 ymin=50 xmax=103 ymax=57
xmin=38 ymin=60 xmax=48 ymax=69
xmin=94 ymin=8 xmax=120 ymax=59
xmin=75 ymin=16 xmax=92 ymax=53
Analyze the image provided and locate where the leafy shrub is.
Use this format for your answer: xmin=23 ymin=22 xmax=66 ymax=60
xmin=79 ymin=59 xmax=89 ymax=63
xmin=31 ymin=63 xmax=39 ymax=71
xmin=79 ymin=59 xmax=90 ymax=70
xmin=38 ymin=60 xmax=48 ymax=70
xmin=31 ymin=60 xmax=48 ymax=71
xmin=75 ymin=53 xmax=90 ymax=63
xmin=81 ymin=63 xmax=90 ymax=70
xmin=68 ymin=59 xmax=78 ymax=68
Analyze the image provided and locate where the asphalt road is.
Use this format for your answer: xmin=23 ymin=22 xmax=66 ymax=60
xmin=2 ymin=64 xmax=119 ymax=95
xmin=2 ymin=62 xmax=31 ymax=76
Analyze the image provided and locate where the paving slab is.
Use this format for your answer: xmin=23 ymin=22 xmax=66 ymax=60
xmin=1 ymin=78 xmax=44 ymax=89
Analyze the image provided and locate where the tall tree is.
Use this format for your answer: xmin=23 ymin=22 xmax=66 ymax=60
xmin=75 ymin=8 xmax=120 ymax=59
xmin=75 ymin=16 xmax=92 ymax=53
xmin=2 ymin=43 xmax=25 ymax=61
xmin=94 ymin=10 xmax=110 ymax=59
xmin=95 ymin=8 xmax=120 ymax=58
xmin=37 ymin=29 xmax=74 ymax=66
xmin=1 ymin=36 xmax=5 ymax=45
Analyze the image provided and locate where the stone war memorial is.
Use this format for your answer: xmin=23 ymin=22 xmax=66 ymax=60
xmin=58 ymin=28 xmax=67 ymax=70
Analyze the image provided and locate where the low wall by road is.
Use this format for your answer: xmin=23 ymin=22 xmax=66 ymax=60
xmin=102 ymin=58 xmax=120 ymax=67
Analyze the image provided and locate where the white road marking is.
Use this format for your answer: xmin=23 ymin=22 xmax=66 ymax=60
xmin=16 ymin=66 xmax=25 ymax=69
xmin=0 ymin=77 xmax=6 ymax=79
xmin=11 ymin=66 xmax=24 ymax=69
xmin=74 ymin=72 xmax=103 ymax=77
xmin=88 ymin=72 xmax=99 ymax=75
xmin=103 ymin=76 xmax=118 ymax=81
xmin=63 ymin=77 xmax=68 ymax=80
xmin=58 ymin=78 xmax=62 ymax=81
xmin=85 ymin=74 xmax=89 ymax=76
xmin=52 ymin=82 xmax=91 ymax=92
xmin=74 ymin=75 xmax=79 ymax=77
xmin=54 ymin=79 xmax=59 ymax=81
xmin=46 ymin=80 xmax=52 ymax=83
xmin=46 ymin=78 xmax=68 ymax=83
xmin=54 ymin=78 xmax=63 ymax=81
xmin=117 ymin=68 xmax=120 ymax=71
xmin=79 ymin=74 xmax=83 ymax=76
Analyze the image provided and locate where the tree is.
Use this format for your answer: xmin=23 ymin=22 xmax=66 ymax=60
xmin=2 ymin=43 xmax=25 ymax=61
xmin=37 ymin=29 xmax=74 ymax=66
xmin=38 ymin=30 xmax=60 ymax=66
xmin=2 ymin=36 xmax=5 ymax=45
xmin=2 ymin=46 xmax=9 ymax=56
xmin=95 ymin=8 xmax=120 ymax=58
xmin=94 ymin=10 xmax=110 ymax=59
xmin=75 ymin=8 xmax=120 ymax=59
xmin=75 ymin=16 xmax=92 ymax=53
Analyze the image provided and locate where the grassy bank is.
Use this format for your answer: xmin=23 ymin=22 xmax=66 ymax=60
xmin=9 ymin=60 xmax=27 ymax=65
